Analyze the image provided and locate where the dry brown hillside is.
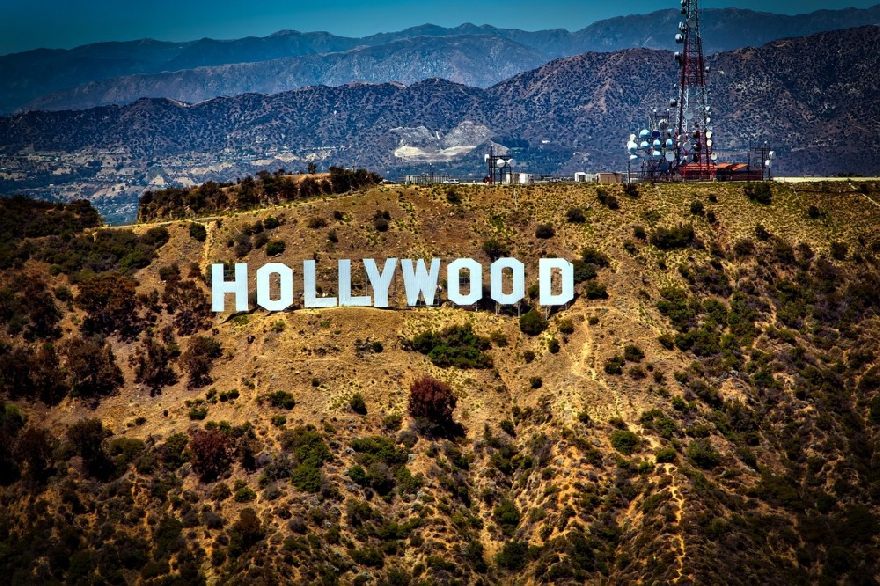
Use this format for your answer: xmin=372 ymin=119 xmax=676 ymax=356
xmin=1 ymin=180 xmax=879 ymax=585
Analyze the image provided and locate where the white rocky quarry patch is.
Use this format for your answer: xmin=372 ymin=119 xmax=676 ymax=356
xmin=392 ymin=120 xmax=492 ymax=162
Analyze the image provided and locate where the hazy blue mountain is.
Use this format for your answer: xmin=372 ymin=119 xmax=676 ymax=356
xmin=3 ymin=27 xmax=878 ymax=180
xmin=25 ymin=36 xmax=548 ymax=111
xmin=2 ymin=5 xmax=879 ymax=113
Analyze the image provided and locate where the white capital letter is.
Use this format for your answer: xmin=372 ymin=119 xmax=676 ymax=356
xmin=364 ymin=258 xmax=397 ymax=308
xmin=401 ymin=258 xmax=441 ymax=306
xmin=303 ymin=260 xmax=337 ymax=308
xmin=490 ymin=258 xmax=525 ymax=305
xmin=211 ymin=263 xmax=249 ymax=312
xmin=256 ymin=263 xmax=293 ymax=311
xmin=338 ymin=259 xmax=372 ymax=307
xmin=447 ymin=258 xmax=482 ymax=306
xmin=539 ymin=258 xmax=574 ymax=306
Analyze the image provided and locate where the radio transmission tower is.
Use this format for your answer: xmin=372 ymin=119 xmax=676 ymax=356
xmin=673 ymin=0 xmax=716 ymax=180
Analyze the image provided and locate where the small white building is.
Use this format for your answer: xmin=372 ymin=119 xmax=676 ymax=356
xmin=574 ymin=172 xmax=594 ymax=183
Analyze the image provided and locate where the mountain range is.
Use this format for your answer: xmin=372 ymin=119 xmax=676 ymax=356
xmin=3 ymin=5 xmax=880 ymax=113
xmin=2 ymin=26 xmax=878 ymax=181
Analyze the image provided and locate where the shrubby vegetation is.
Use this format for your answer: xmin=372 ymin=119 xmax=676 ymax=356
xmin=409 ymin=324 xmax=492 ymax=368
xmin=139 ymin=167 xmax=382 ymax=221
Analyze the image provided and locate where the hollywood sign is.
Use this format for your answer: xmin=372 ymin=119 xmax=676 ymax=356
xmin=211 ymin=258 xmax=574 ymax=312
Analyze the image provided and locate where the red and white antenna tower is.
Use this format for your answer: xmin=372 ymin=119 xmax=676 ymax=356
xmin=673 ymin=0 xmax=716 ymax=180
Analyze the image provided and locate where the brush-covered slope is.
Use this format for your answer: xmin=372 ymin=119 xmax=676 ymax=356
xmin=0 ymin=180 xmax=879 ymax=584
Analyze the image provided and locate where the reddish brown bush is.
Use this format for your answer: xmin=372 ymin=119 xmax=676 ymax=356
xmin=182 ymin=335 xmax=223 ymax=388
xmin=189 ymin=429 xmax=234 ymax=482
xmin=408 ymin=376 xmax=457 ymax=429
xmin=162 ymin=279 xmax=210 ymax=335
xmin=75 ymin=273 xmax=141 ymax=339
xmin=14 ymin=427 xmax=56 ymax=482
xmin=63 ymin=336 xmax=124 ymax=399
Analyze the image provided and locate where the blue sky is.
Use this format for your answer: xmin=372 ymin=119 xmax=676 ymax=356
xmin=1 ymin=0 xmax=875 ymax=55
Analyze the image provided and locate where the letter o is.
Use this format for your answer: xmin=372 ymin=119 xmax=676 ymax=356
xmin=490 ymin=258 xmax=525 ymax=305
xmin=447 ymin=258 xmax=482 ymax=305
xmin=256 ymin=263 xmax=294 ymax=311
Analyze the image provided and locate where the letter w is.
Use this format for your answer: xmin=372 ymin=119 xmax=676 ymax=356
xmin=401 ymin=258 xmax=441 ymax=306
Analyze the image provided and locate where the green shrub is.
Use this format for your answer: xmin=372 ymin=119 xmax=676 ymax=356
xmin=281 ymin=425 xmax=331 ymax=492
xmin=870 ymin=395 xmax=880 ymax=423
xmin=228 ymin=508 xmax=264 ymax=556
xmin=410 ymin=324 xmax=492 ymax=368
xmin=482 ymin=239 xmax=510 ymax=261
xmin=604 ymin=356 xmax=625 ymax=375
xmin=687 ymin=439 xmax=720 ymax=469
xmin=351 ymin=546 xmax=385 ymax=568
xmin=350 ymin=393 xmax=367 ymax=415
xmin=265 ymin=240 xmax=286 ymax=256
xmin=494 ymin=498 xmax=521 ymax=536
xmin=268 ymin=390 xmax=295 ymax=410
xmin=548 ymin=338 xmax=560 ymax=354
xmin=446 ymin=188 xmax=462 ymax=204
xmin=744 ymin=182 xmax=772 ymax=204
xmin=189 ymin=223 xmax=207 ymax=242
xmin=690 ymin=201 xmax=705 ymax=215
xmin=610 ymin=430 xmax=640 ymax=455
xmin=496 ymin=541 xmax=529 ymax=571
xmin=584 ymin=282 xmax=608 ymax=300
xmin=520 ymin=309 xmax=548 ymax=336
xmin=188 ymin=405 xmax=208 ymax=420
xmin=655 ymin=447 xmax=677 ymax=463
xmin=651 ymin=224 xmax=695 ymax=250
xmin=558 ymin=319 xmax=574 ymax=335
xmin=623 ymin=344 xmax=644 ymax=362
xmin=830 ymin=241 xmax=848 ymax=261
xmin=535 ymin=224 xmax=555 ymax=239
xmin=566 ymin=208 xmax=586 ymax=223
xmin=597 ymin=190 xmax=619 ymax=210
xmin=807 ymin=205 xmax=823 ymax=219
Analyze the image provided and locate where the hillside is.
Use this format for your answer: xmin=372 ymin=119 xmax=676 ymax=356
xmin=3 ymin=5 xmax=879 ymax=113
xmin=1 ymin=180 xmax=879 ymax=584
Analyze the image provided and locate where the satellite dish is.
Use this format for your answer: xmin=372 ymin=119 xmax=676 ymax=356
xmin=665 ymin=152 xmax=675 ymax=162
xmin=666 ymin=138 xmax=674 ymax=148
xmin=684 ymin=110 xmax=694 ymax=120
xmin=484 ymin=153 xmax=490 ymax=162
xmin=639 ymin=129 xmax=650 ymax=140
xmin=769 ymin=151 xmax=776 ymax=160
xmin=706 ymin=139 xmax=713 ymax=147
xmin=640 ymin=141 xmax=649 ymax=149
xmin=675 ymin=34 xmax=684 ymax=43
xmin=711 ymin=153 xmax=718 ymax=162
xmin=652 ymin=139 xmax=661 ymax=148
xmin=629 ymin=133 xmax=637 ymax=141
xmin=706 ymin=130 xmax=713 ymax=139
xmin=508 ymin=159 xmax=516 ymax=167
xmin=765 ymin=160 xmax=772 ymax=168
xmin=669 ymin=99 xmax=678 ymax=108
xmin=630 ymin=154 xmax=639 ymax=161
xmin=706 ymin=116 xmax=711 ymax=124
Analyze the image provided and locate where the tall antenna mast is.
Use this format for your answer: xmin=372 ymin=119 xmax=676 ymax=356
xmin=673 ymin=0 xmax=715 ymax=180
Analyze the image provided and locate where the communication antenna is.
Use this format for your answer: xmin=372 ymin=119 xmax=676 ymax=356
xmin=625 ymin=108 xmax=676 ymax=182
xmin=673 ymin=0 xmax=715 ymax=180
